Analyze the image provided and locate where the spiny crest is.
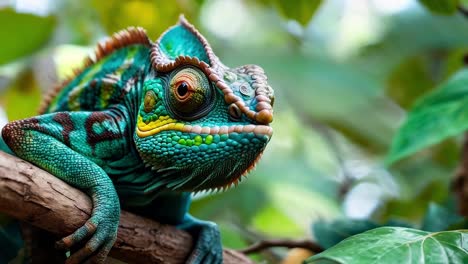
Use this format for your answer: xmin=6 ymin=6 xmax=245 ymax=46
xmin=150 ymin=15 xmax=224 ymax=73
xmin=150 ymin=15 xmax=274 ymax=125
xmin=39 ymin=27 xmax=151 ymax=114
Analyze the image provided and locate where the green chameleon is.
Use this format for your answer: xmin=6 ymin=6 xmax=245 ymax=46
xmin=1 ymin=16 xmax=274 ymax=263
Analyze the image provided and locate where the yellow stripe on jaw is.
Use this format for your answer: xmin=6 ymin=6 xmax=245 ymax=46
xmin=136 ymin=115 xmax=186 ymax=138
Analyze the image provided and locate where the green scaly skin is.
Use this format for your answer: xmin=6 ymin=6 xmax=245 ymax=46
xmin=1 ymin=16 xmax=274 ymax=264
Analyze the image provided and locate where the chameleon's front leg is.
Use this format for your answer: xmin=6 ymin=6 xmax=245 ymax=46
xmin=2 ymin=113 xmax=121 ymax=263
xmin=178 ymin=214 xmax=222 ymax=264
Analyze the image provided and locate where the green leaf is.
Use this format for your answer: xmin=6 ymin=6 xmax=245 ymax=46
xmin=313 ymin=219 xmax=412 ymax=249
xmin=421 ymin=203 xmax=464 ymax=232
xmin=306 ymin=227 xmax=468 ymax=264
xmin=0 ymin=8 xmax=56 ymax=65
xmin=271 ymin=0 xmax=322 ymax=26
xmin=418 ymin=0 xmax=459 ymax=15
xmin=386 ymin=69 xmax=468 ymax=165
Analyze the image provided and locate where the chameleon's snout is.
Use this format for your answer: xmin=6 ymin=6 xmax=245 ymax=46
xmin=219 ymin=64 xmax=275 ymax=126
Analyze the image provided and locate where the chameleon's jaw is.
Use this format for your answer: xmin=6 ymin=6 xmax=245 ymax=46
xmin=134 ymin=123 xmax=272 ymax=192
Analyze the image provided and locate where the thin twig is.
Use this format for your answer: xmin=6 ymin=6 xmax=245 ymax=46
xmin=238 ymin=238 xmax=323 ymax=255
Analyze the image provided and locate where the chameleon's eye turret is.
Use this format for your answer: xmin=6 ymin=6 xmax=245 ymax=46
xmin=167 ymin=66 xmax=214 ymax=120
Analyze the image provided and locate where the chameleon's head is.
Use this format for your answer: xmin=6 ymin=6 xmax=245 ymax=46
xmin=134 ymin=16 xmax=274 ymax=192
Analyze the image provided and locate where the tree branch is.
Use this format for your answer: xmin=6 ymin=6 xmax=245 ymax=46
xmin=0 ymin=151 xmax=253 ymax=264
xmin=238 ymin=238 xmax=323 ymax=255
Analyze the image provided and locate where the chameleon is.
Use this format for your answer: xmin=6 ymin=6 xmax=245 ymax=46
xmin=1 ymin=16 xmax=274 ymax=263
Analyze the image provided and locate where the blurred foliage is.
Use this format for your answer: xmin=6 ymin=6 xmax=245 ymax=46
xmin=421 ymin=202 xmax=465 ymax=231
xmin=270 ymin=0 xmax=322 ymax=26
xmin=418 ymin=0 xmax=459 ymax=15
xmin=0 ymin=8 xmax=55 ymax=65
xmin=385 ymin=55 xmax=437 ymax=110
xmin=90 ymin=0 xmax=203 ymax=38
xmin=1 ymin=0 xmax=468 ymax=263
xmin=1 ymin=70 xmax=41 ymax=120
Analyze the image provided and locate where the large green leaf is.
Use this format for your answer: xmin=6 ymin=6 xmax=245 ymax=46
xmin=0 ymin=8 xmax=56 ymax=65
xmin=418 ymin=0 xmax=459 ymax=15
xmin=386 ymin=69 xmax=468 ymax=165
xmin=306 ymin=227 xmax=468 ymax=264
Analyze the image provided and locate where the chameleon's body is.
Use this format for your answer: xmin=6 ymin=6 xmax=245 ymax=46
xmin=1 ymin=17 xmax=273 ymax=263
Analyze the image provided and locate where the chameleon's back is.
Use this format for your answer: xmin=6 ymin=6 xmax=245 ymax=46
xmin=40 ymin=28 xmax=151 ymax=115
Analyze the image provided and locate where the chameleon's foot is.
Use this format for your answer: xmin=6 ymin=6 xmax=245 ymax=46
xmin=56 ymin=217 xmax=118 ymax=264
xmin=179 ymin=215 xmax=223 ymax=264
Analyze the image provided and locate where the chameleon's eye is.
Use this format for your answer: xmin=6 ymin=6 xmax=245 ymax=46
xmin=167 ymin=66 xmax=214 ymax=120
xmin=175 ymin=82 xmax=190 ymax=101
xmin=144 ymin=90 xmax=157 ymax=113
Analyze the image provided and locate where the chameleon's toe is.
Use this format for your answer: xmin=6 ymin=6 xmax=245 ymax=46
xmin=65 ymin=230 xmax=116 ymax=264
xmin=56 ymin=215 xmax=118 ymax=264
xmin=183 ymin=220 xmax=223 ymax=264
xmin=56 ymin=221 xmax=97 ymax=250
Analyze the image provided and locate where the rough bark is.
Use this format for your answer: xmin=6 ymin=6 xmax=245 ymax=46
xmin=454 ymin=132 xmax=468 ymax=216
xmin=0 ymin=151 xmax=253 ymax=264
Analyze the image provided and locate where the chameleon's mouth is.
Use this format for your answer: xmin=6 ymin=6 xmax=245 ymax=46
xmin=136 ymin=117 xmax=273 ymax=139
xmin=135 ymin=116 xmax=272 ymax=192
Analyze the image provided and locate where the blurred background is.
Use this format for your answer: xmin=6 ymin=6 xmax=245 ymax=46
xmin=1 ymin=0 xmax=467 ymax=263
